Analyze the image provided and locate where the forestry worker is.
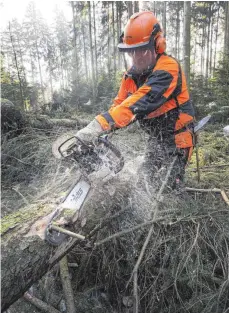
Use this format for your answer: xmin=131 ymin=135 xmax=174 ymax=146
xmin=75 ymin=11 xmax=195 ymax=190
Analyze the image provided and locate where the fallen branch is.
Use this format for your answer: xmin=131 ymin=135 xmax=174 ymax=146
xmin=23 ymin=292 xmax=61 ymax=313
xmin=185 ymin=187 xmax=229 ymax=207
xmin=185 ymin=187 xmax=222 ymax=193
xmin=59 ymin=256 xmax=76 ymax=313
xmin=190 ymin=164 xmax=229 ymax=171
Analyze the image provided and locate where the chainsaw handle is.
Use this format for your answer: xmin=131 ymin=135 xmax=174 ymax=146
xmin=98 ymin=136 xmax=124 ymax=174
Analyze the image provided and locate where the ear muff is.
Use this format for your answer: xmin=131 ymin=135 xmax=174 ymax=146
xmin=152 ymin=23 xmax=166 ymax=54
xmin=155 ymin=33 xmax=166 ymax=54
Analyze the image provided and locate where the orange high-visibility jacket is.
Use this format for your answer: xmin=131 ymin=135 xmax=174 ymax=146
xmin=96 ymin=53 xmax=195 ymax=149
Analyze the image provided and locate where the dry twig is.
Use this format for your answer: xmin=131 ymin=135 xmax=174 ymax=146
xmin=59 ymin=256 xmax=76 ymax=313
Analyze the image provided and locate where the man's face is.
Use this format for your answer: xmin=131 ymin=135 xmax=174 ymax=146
xmin=127 ymin=48 xmax=157 ymax=74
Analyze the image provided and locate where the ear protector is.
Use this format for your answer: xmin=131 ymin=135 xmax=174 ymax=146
xmin=151 ymin=23 xmax=166 ymax=54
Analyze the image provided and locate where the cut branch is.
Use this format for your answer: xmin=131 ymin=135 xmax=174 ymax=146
xmin=59 ymin=256 xmax=76 ymax=313
xmin=23 ymin=292 xmax=61 ymax=313
xmin=185 ymin=187 xmax=229 ymax=207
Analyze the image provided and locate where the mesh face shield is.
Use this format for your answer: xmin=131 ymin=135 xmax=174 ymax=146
xmin=124 ymin=47 xmax=156 ymax=74
xmin=119 ymin=33 xmax=157 ymax=74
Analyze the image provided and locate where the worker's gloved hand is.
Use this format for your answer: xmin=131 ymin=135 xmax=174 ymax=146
xmin=75 ymin=119 xmax=104 ymax=145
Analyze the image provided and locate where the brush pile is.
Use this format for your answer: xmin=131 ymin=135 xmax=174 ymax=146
xmin=2 ymin=124 xmax=229 ymax=313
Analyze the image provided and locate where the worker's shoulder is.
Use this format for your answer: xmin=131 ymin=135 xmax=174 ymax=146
xmin=154 ymin=54 xmax=179 ymax=72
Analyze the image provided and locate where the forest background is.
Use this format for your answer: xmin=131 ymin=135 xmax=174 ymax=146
xmin=1 ymin=0 xmax=229 ymax=121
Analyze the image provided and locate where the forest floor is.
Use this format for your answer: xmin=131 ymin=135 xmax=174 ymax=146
xmin=2 ymin=117 xmax=229 ymax=313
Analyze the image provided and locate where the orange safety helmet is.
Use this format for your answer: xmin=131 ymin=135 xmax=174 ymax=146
xmin=118 ymin=11 xmax=166 ymax=54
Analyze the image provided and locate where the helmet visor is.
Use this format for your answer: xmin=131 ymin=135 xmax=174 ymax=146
xmin=118 ymin=40 xmax=151 ymax=52
xmin=124 ymin=47 xmax=155 ymax=74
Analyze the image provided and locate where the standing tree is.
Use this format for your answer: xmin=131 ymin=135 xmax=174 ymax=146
xmin=183 ymin=1 xmax=191 ymax=89
xmin=224 ymin=1 xmax=229 ymax=56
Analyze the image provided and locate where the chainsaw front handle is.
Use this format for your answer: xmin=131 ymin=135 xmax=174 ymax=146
xmin=98 ymin=136 xmax=124 ymax=174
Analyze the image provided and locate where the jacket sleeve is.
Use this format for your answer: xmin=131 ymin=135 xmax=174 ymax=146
xmin=96 ymin=58 xmax=179 ymax=130
xmin=110 ymin=75 xmax=129 ymax=108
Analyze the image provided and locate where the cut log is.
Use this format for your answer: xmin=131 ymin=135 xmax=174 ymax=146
xmin=28 ymin=114 xmax=89 ymax=130
xmin=1 ymin=162 xmax=135 ymax=312
xmin=1 ymin=99 xmax=89 ymax=138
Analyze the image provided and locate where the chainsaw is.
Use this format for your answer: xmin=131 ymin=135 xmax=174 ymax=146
xmin=45 ymin=134 xmax=124 ymax=246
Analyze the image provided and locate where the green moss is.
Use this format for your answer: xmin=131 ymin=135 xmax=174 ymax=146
xmin=1 ymin=204 xmax=51 ymax=235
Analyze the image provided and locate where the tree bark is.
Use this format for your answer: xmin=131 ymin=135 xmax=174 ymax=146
xmin=1 ymin=164 xmax=134 ymax=311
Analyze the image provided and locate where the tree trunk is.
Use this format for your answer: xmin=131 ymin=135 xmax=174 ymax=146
xmin=206 ymin=4 xmax=211 ymax=80
xmin=134 ymin=1 xmax=139 ymax=13
xmin=209 ymin=5 xmax=213 ymax=78
xmin=116 ymin=2 xmax=121 ymax=69
xmin=183 ymin=1 xmax=191 ymax=89
xmin=93 ymin=2 xmax=98 ymax=80
xmin=1 ymin=101 xmax=88 ymax=137
xmin=176 ymin=7 xmax=180 ymax=59
xmin=107 ymin=2 xmax=111 ymax=74
xmin=8 ymin=22 xmax=24 ymax=111
xmin=16 ymin=34 xmax=28 ymax=99
xmin=28 ymin=115 xmax=88 ymax=130
xmin=71 ymin=2 xmax=79 ymax=92
xmin=1 ymin=164 xmax=134 ymax=311
xmin=112 ymin=1 xmax=116 ymax=77
xmin=88 ymin=1 xmax=96 ymax=104
xmin=213 ymin=6 xmax=220 ymax=74
xmin=82 ymin=23 xmax=89 ymax=82
xmin=224 ymin=1 xmax=229 ymax=56
xmin=162 ymin=2 xmax=166 ymax=37
xmin=127 ymin=1 xmax=133 ymax=18
xmin=200 ymin=25 xmax=205 ymax=78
